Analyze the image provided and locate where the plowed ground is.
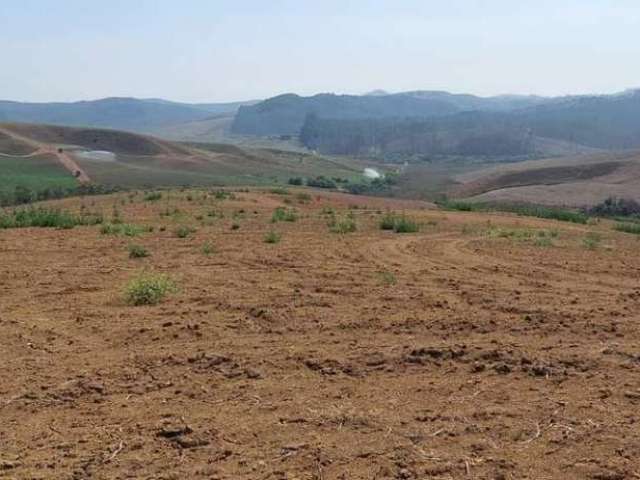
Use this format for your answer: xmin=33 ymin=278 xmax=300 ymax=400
xmin=1 ymin=189 xmax=639 ymax=480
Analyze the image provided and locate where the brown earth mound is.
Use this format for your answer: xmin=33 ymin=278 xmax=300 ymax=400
xmin=0 ymin=130 xmax=37 ymax=156
xmin=0 ymin=123 xmax=190 ymax=156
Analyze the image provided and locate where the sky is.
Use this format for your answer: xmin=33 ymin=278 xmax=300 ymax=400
xmin=1 ymin=0 xmax=639 ymax=103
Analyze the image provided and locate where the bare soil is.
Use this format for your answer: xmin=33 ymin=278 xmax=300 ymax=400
xmin=1 ymin=189 xmax=639 ymax=479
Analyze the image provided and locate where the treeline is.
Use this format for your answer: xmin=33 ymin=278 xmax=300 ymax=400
xmin=0 ymin=184 xmax=121 ymax=207
xmin=300 ymin=113 xmax=534 ymax=157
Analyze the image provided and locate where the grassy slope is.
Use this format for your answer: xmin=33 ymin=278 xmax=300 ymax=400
xmin=0 ymin=154 xmax=78 ymax=194
xmin=0 ymin=122 xmax=377 ymax=190
xmin=72 ymin=144 xmax=368 ymax=188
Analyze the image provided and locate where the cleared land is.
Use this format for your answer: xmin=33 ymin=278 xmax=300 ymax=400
xmin=1 ymin=189 xmax=639 ymax=479
xmin=449 ymin=151 xmax=640 ymax=207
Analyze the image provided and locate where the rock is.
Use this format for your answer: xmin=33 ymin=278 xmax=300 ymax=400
xmin=175 ymin=436 xmax=209 ymax=449
xmin=157 ymin=423 xmax=192 ymax=438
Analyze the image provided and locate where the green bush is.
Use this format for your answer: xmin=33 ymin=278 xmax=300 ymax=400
xmin=379 ymin=212 xmax=397 ymax=231
xmin=271 ymin=207 xmax=298 ymax=223
xmin=128 ymin=244 xmax=150 ymax=258
xmin=144 ymin=192 xmax=162 ymax=202
xmin=392 ymin=216 xmax=420 ymax=233
xmin=306 ymin=176 xmax=337 ymax=189
xmin=379 ymin=212 xmax=420 ymax=233
xmin=378 ymin=271 xmax=397 ymax=286
xmin=582 ymin=232 xmax=602 ymax=249
xmin=269 ymin=187 xmax=289 ymax=195
xmin=264 ymin=230 xmax=282 ymax=244
xmin=296 ymin=192 xmax=312 ymax=204
xmin=101 ymin=223 xmax=147 ymax=237
xmin=124 ymin=272 xmax=177 ymax=306
xmin=202 ymin=241 xmax=215 ymax=255
xmin=175 ymin=225 xmax=196 ymax=238
xmin=329 ymin=216 xmax=357 ymax=234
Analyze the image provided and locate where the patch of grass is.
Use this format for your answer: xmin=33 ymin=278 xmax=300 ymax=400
xmin=321 ymin=206 xmax=335 ymax=216
xmin=437 ymin=200 xmax=589 ymax=224
xmin=0 ymin=207 xmax=103 ymax=230
xmin=614 ymin=222 xmax=640 ymax=235
xmin=533 ymin=236 xmax=554 ymax=247
xmin=296 ymin=192 xmax=312 ymax=204
xmin=378 ymin=271 xmax=397 ymax=286
xmin=487 ymin=227 xmax=558 ymax=245
xmin=392 ymin=215 xmax=420 ymax=233
xmin=214 ymin=190 xmax=231 ymax=200
xmin=379 ymin=212 xmax=420 ymax=233
xmin=582 ymin=232 xmax=602 ymax=249
xmin=124 ymin=272 xmax=177 ymax=306
xmin=175 ymin=225 xmax=196 ymax=238
xmin=271 ymin=207 xmax=298 ymax=223
xmin=101 ymin=223 xmax=148 ymax=237
xmin=379 ymin=212 xmax=397 ymax=231
xmin=264 ymin=230 xmax=282 ymax=244
xmin=144 ymin=192 xmax=162 ymax=202
xmin=128 ymin=244 xmax=150 ymax=258
xmin=329 ymin=214 xmax=357 ymax=234
xmin=202 ymin=241 xmax=215 ymax=255
xmin=269 ymin=187 xmax=289 ymax=195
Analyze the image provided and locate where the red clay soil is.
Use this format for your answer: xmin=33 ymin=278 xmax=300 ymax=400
xmin=0 ymin=189 xmax=639 ymax=479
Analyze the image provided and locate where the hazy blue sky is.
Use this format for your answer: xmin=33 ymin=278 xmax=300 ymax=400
xmin=1 ymin=0 xmax=639 ymax=102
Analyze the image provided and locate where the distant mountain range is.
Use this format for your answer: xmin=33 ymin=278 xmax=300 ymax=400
xmin=0 ymin=97 xmax=258 ymax=134
xmin=231 ymin=89 xmax=640 ymax=158
xmin=2 ymin=89 xmax=639 ymax=159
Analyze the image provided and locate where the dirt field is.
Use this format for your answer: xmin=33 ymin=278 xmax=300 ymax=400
xmin=450 ymin=151 xmax=640 ymax=207
xmin=1 ymin=189 xmax=639 ymax=479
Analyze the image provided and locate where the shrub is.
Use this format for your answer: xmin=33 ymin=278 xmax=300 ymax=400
xmin=214 ymin=190 xmax=230 ymax=200
xmin=202 ymin=241 xmax=215 ymax=255
xmin=101 ymin=223 xmax=147 ymax=237
xmin=379 ymin=212 xmax=397 ymax=230
xmin=582 ymin=232 xmax=602 ymax=249
xmin=269 ymin=187 xmax=289 ymax=195
xmin=378 ymin=271 xmax=397 ymax=286
xmin=589 ymin=197 xmax=640 ymax=218
xmin=533 ymin=236 xmax=553 ymax=247
xmin=231 ymin=223 xmax=240 ymax=230
xmin=306 ymin=176 xmax=337 ymax=189
xmin=271 ymin=207 xmax=298 ymax=223
xmin=128 ymin=244 xmax=150 ymax=258
xmin=329 ymin=216 xmax=357 ymax=234
xmin=392 ymin=216 xmax=420 ymax=233
xmin=175 ymin=225 xmax=196 ymax=238
xmin=124 ymin=272 xmax=177 ymax=306
xmin=296 ymin=192 xmax=312 ymax=204
xmin=288 ymin=177 xmax=303 ymax=186
xmin=379 ymin=212 xmax=420 ymax=233
xmin=144 ymin=192 xmax=162 ymax=202
xmin=264 ymin=230 xmax=282 ymax=244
